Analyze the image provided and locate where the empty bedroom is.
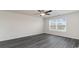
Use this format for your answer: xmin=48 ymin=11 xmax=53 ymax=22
xmin=0 ymin=10 xmax=79 ymax=48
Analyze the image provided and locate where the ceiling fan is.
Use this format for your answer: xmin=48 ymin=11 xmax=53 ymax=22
xmin=38 ymin=10 xmax=52 ymax=16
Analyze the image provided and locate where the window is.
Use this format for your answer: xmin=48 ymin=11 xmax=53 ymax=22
xmin=49 ymin=18 xmax=66 ymax=32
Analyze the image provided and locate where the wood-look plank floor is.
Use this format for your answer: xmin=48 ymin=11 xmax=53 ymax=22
xmin=0 ymin=33 xmax=79 ymax=48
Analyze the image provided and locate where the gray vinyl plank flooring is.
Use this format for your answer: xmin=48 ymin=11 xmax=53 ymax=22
xmin=0 ymin=33 xmax=79 ymax=48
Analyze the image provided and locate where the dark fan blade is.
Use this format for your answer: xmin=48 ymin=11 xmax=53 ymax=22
xmin=38 ymin=10 xmax=41 ymax=12
xmin=48 ymin=10 xmax=52 ymax=12
xmin=45 ymin=10 xmax=52 ymax=13
xmin=38 ymin=10 xmax=44 ymax=13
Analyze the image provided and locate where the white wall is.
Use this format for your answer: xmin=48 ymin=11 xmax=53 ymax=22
xmin=44 ymin=12 xmax=79 ymax=39
xmin=0 ymin=11 xmax=43 ymax=41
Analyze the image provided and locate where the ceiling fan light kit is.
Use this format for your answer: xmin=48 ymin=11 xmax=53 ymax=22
xmin=40 ymin=13 xmax=45 ymax=16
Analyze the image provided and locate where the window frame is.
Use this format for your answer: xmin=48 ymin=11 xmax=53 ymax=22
xmin=48 ymin=17 xmax=67 ymax=32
